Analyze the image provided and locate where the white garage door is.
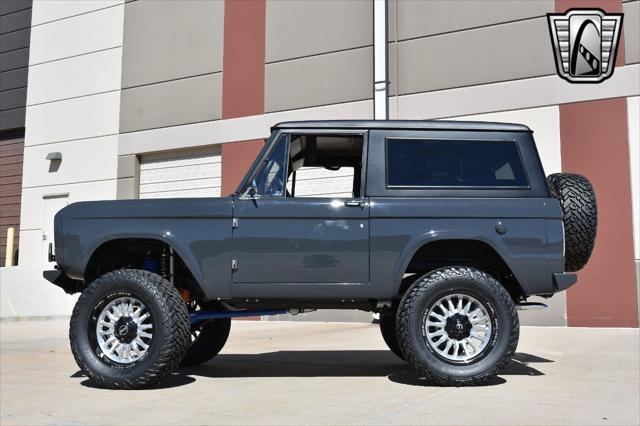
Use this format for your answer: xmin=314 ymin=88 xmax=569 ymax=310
xmin=139 ymin=146 xmax=221 ymax=199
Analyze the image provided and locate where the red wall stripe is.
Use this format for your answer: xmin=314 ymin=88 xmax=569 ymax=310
xmin=220 ymin=0 xmax=266 ymax=196
xmin=560 ymin=98 xmax=637 ymax=327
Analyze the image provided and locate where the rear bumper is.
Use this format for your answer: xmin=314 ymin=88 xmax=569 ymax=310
xmin=43 ymin=269 xmax=83 ymax=294
xmin=553 ymin=272 xmax=577 ymax=291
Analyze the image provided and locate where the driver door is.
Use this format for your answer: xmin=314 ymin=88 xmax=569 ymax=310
xmin=231 ymin=132 xmax=370 ymax=298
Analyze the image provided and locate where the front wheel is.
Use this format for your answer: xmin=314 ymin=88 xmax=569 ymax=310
xmin=69 ymin=269 xmax=190 ymax=389
xmin=396 ymin=267 xmax=519 ymax=386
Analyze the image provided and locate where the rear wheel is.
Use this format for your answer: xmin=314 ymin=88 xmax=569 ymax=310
xmin=181 ymin=302 xmax=231 ymax=367
xmin=379 ymin=310 xmax=405 ymax=360
xmin=69 ymin=269 xmax=190 ymax=389
xmin=396 ymin=267 xmax=519 ymax=386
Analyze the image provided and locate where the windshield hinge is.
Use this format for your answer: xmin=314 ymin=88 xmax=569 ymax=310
xmin=232 ymin=218 xmax=239 ymax=229
xmin=231 ymin=258 xmax=238 ymax=272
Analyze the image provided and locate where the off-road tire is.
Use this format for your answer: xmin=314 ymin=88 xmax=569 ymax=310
xmin=547 ymin=173 xmax=597 ymax=272
xmin=69 ymin=269 xmax=190 ymax=389
xmin=181 ymin=316 xmax=231 ymax=367
xmin=379 ymin=310 xmax=405 ymax=361
xmin=396 ymin=267 xmax=519 ymax=386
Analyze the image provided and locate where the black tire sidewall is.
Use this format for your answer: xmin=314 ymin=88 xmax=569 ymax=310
xmin=400 ymin=272 xmax=516 ymax=381
xmin=181 ymin=318 xmax=231 ymax=367
xmin=71 ymin=273 xmax=174 ymax=383
xmin=379 ymin=311 xmax=405 ymax=360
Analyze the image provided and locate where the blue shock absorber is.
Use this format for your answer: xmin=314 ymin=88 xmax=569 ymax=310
xmin=142 ymin=251 xmax=160 ymax=274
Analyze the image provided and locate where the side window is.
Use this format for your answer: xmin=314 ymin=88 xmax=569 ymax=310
xmin=285 ymin=134 xmax=364 ymax=198
xmin=386 ymin=139 xmax=528 ymax=188
xmin=253 ymin=134 xmax=288 ymax=196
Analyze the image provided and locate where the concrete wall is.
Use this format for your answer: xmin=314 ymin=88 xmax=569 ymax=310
xmin=264 ymin=0 xmax=373 ymax=112
xmin=18 ymin=0 xmax=124 ymax=266
xmin=119 ymin=0 xmax=224 ymax=133
xmin=0 ymin=266 xmax=77 ymax=319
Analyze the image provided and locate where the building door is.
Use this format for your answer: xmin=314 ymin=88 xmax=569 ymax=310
xmin=139 ymin=146 xmax=222 ymax=199
xmin=42 ymin=194 xmax=68 ymax=265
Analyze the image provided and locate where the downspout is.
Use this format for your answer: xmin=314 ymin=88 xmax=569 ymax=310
xmin=373 ymin=0 xmax=389 ymax=120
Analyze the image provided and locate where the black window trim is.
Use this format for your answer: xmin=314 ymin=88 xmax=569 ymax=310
xmin=384 ymin=136 xmax=531 ymax=190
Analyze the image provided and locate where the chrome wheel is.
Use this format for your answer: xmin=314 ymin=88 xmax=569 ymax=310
xmin=95 ymin=296 xmax=153 ymax=364
xmin=424 ymin=293 xmax=493 ymax=363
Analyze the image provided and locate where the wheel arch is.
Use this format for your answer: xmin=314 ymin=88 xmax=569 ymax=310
xmin=82 ymin=236 xmax=205 ymax=296
xmin=393 ymin=236 xmax=528 ymax=300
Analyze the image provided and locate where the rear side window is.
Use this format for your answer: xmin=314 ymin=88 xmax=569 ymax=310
xmin=386 ymin=139 xmax=528 ymax=188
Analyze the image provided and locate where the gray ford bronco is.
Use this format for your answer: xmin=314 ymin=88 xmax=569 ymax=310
xmin=45 ymin=120 xmax=597 ymax=389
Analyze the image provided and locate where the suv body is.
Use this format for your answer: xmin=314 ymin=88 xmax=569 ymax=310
xmin=45 ymin=120 xmax=596 ymax=389
xmin=48 ymin=120 xmax=573 ymax=301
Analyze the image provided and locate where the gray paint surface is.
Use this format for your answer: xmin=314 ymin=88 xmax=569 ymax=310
xmin=121 ymin=0 xmax=224 ymax=88
xmin=624 ymin=1 xmax=639 ymax=65
xmin=0 ymin=0 xmax=30 ymax=131
xmin=52 ymin=122 xmax=566 ymax=304
xmin=266 ymin=0 xmax=372 ymax=63
xmin=389 ymin=0 xmax=553 ymax=41
xmin=265 ymin=47 xmax=372 ymax=112
xmin=119 ymin=72 xmax=222 ymax=133
xmin=394 ymin=17 xmax=555 ymax=96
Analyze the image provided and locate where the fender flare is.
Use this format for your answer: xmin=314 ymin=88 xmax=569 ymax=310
xmin=391 ymin=231 xmax=528 ymax=295
xmin=81 ymin=233 xmax=206 ymax=293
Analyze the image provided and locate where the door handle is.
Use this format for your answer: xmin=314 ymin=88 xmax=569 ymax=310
xmin=344 ymin=200 xmax=365 ymax=208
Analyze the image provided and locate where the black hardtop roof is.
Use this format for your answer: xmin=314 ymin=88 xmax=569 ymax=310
xmin=272 ymin=120 xmax=531 ymax=132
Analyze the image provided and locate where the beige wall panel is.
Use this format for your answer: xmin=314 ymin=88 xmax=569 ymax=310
xmin=390 ymin=0 xmax=552 ymax=41
xmin=266 ymin=0 xmax=372 ymax=62
xmin=397 ymin=17 xmax=554 ymax=95
xmin=265 ymin=47 xmax=372 ymax=112
xmin=121 ymin=0 xmax=224 ymax=87
xmin=120 ymin=73 xmax=222 ymax=133
xmin=624 ymin=1 xmax=639 ymax=65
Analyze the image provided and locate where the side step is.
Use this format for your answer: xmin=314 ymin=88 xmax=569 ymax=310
xmin=516 ymin=302 xmax=548 ymax=311
xmin=190 ymin=309 xmax=287 ymax=326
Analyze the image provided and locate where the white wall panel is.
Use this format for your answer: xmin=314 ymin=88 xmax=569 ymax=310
xmin=22 ymin=136 xmax=118 ymax=188
xmin=627 ymin=96 xmax=639 ymax=260
xmin=26 ymin=48 xmax=122 ymax=105
xmin=449 ymin=105 xmax=562 ymax=175
xmin=31 ymin=0 xmax=122 ymax=26
xmin=25 ymin=91 xmax=120 ymax=146
xmin=29 ymin=4 xmax=123 ymax=65
xmin=19 ymin=180 xmax=118 ymax=232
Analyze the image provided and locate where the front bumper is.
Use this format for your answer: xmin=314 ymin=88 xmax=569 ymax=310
xmin=553 ymin=272 xmax=577 ymax=291
xmin=43 ymin=270 xmax=83 ymax=294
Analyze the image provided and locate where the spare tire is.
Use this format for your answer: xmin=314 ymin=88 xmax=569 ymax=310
xmin=547 ymin=173 xmax=597 ymax=272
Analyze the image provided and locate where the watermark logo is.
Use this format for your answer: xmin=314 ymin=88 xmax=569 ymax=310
xmin=547 ymin=9 xmax=623 ymax=83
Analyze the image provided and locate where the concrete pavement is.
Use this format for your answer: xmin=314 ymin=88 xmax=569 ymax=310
xmin=1 ymin=319 xmax=638 ymax=425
